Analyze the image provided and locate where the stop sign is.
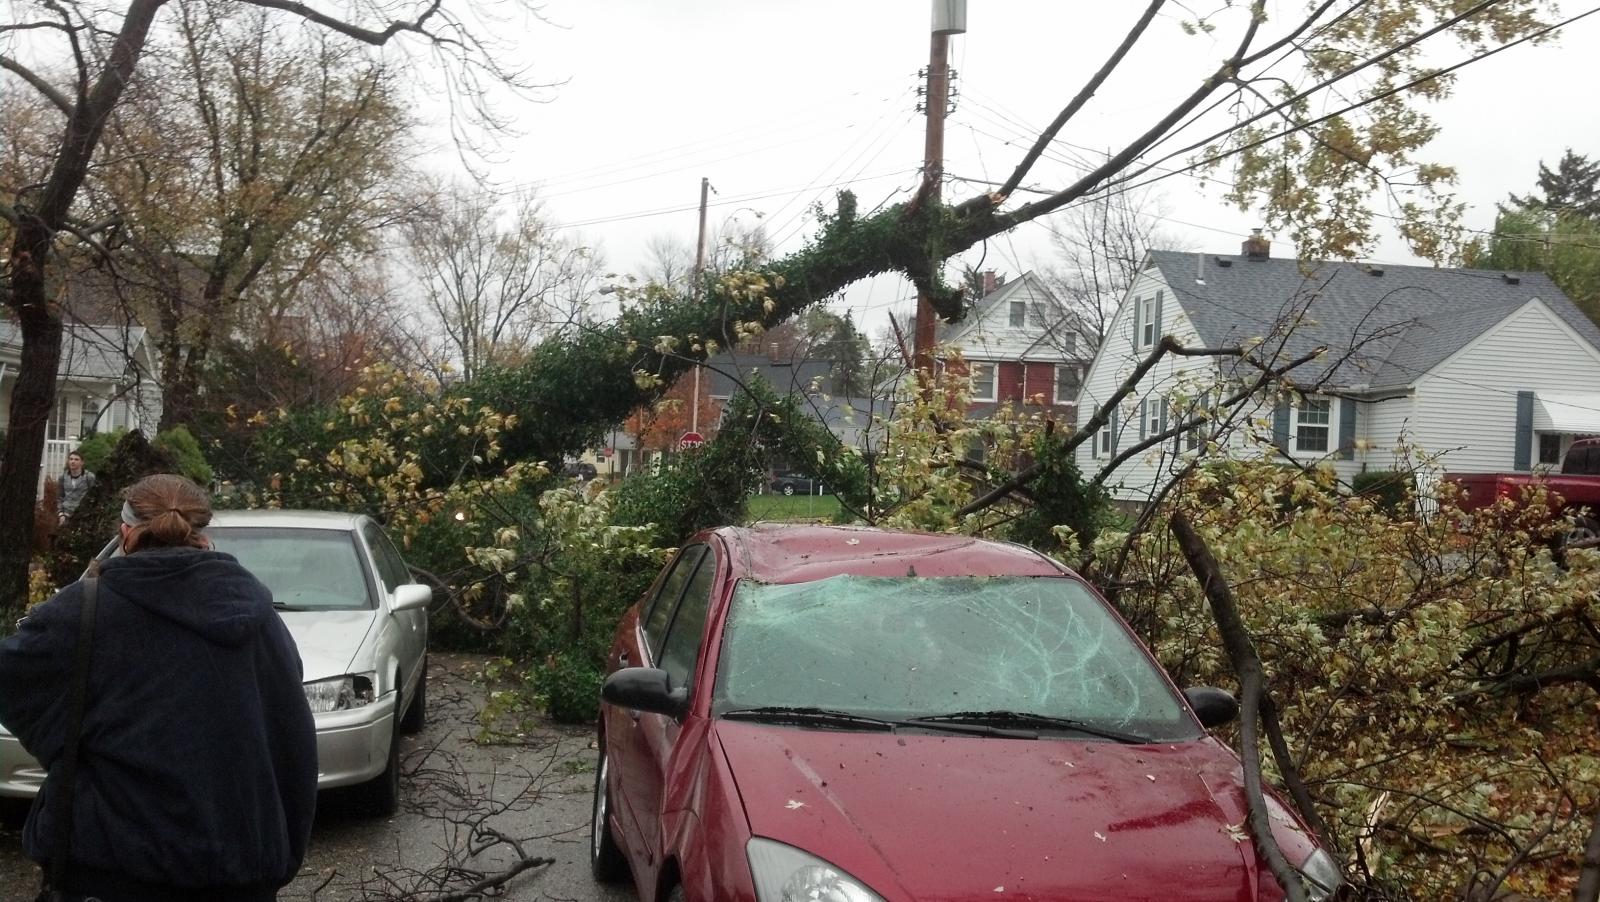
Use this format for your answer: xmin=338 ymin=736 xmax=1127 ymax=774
xmin=680 ymin=431 xmax=705 ymax=449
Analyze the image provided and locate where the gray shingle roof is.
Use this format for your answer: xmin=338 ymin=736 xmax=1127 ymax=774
xmin=1148 ymin=250 xmax=1600 ymax=390
xmin=0 ymin=323 xmax=150 ymax=382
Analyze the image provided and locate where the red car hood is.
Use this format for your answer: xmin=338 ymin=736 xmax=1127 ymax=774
xmin=716 ymin=720 xmax=1262 ymax=901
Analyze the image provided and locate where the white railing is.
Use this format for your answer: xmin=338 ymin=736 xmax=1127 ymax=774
xmin=38 ymin=439 xmax=74 ymax=499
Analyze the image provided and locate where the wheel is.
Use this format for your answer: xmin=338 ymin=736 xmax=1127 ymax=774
xmin=1564 ymin=516 xmax=1599 ymax=549
xmin=781 ymin=484 xmax=796 ymax=496
xmin=590 ymin=746 xmax=629 ymax=883
xmin=354 ymin=700 xmax=401 ymax=817
xmin=399 ymin=658 xmax=427 ymax=735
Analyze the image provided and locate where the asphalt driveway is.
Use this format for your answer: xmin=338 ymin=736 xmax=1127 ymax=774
xmin=1 ymin=654 xmax=633 ymax=902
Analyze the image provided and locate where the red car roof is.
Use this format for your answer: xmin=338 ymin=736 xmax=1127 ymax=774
xmin=714 ymin=523 xmax=1069 ymax=584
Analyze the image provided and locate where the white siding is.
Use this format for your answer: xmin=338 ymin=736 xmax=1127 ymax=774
xmin=949 ymin=276 xmax=1079 ymax=364
xmin=1076 ymin=268 xmax=1216 ymax=501
xmin=1412 ymin=299 xmax=1600 ymax=475
xmin=1355 ymin=393 xmax=1418 ymax=473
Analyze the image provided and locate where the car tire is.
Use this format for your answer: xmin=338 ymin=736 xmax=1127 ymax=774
xmin=399 ymin=658 xmax=427 ymax=735
xmin=781 ymin=484 xmax=796 ymax=496
xmin=1565 ymin=516 xmax=1599 ymax=550
xmin=355 ymin=703 xmax=401 ymax=818
xmin=591 ymin=746 xmax=629 ymax=883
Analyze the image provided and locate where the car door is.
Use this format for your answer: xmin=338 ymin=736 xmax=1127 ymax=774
xmin=609 ymin=544 xmax=706 ymax=853
xmin=633 ymin=544 xmax=717 ymax=867
xmin=361 ymin=521 xmax=427 ymax=703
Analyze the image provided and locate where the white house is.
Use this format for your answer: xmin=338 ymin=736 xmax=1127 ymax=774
xmin=1075 ymin=237 xmax=1600 ymax=502
xmin=0 ymin=323 xmax=163 ymax=494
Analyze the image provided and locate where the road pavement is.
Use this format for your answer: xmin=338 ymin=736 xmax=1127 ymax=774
xmin=1 ymin=654 xmax=634 ymax=902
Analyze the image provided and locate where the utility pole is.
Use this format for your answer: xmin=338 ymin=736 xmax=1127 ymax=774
xmin=690 ymin=176 xmax=712 ymax=436
xmin=913 ymin=1 xmax=966 ymax=376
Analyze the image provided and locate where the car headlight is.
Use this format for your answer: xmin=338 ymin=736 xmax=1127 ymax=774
xmin=1297 ymin=847 xmax=1343 ymax=901
xmin=303 ymin=673 xmax=376 ymax=713
xmin=747 ymin=837 xmax=883 ymax=902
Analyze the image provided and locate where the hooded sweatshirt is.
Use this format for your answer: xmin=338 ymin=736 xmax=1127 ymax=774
xmin=0 ymin=547 xmax=317 ymax=892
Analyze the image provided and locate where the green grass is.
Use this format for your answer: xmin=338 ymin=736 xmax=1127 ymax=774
xmin=746 ymin=493 xmax=843 ymax=523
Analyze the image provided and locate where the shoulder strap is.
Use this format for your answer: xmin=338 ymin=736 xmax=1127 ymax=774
xmin=49 ymin=577 xmax=97 ymax=889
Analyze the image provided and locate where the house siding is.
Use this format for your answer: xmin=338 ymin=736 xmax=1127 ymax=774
xmin=1412 ymin=300 xmax=1600 ymax=476
xmin=1077 ymin=268 xmax=1214 ymax=501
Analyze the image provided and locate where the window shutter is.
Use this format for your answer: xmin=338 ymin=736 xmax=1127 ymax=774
xmin=1110 ymin=406 xmax=1120 ymax=455
xmin=1139 ymin=399 xmax=1148 ymax=440
xmin=1131 ymin=298 xmax=1141 ymax=347
xmin=1272 ymin=401 xmax=1291 ymax=453
xmin=1338 ymin=398 xmax=1357 ymax=460
xmin=1160 ymin=398 xmax=1169 ymax=433
xmin=1514 ymin=390 xmax=1534 ymax=472
xmin=1154 ymin=290 xmax=1165 ymax=343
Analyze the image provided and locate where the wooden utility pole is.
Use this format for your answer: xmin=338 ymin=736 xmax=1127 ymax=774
xmin=913 ymin=1 xmax=965 ymax=375
xmin=690 ymin=176 xmax=711 ymax=435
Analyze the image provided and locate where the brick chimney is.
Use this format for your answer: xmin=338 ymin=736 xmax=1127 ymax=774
xmin=982 ymin=269 xmax=999 ymax=296
xmin=1242 ymin=228 xmax=1271 ymax=261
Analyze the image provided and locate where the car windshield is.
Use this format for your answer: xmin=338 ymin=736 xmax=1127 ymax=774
xmin=208 ymin=527 xmax=373 ymax=611
xmin=712 ymin=575 xmax=1197 ymax=741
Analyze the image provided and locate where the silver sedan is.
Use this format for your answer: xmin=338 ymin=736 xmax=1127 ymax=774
xmin=0 ymin=510 xmax=430 ymax=817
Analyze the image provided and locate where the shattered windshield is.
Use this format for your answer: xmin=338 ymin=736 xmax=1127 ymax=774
xmin=713 ymin=575 xmax=1196 ymax=740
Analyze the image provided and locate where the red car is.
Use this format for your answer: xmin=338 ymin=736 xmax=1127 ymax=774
xmin=591 ymin=525 xmax=1341 ymax=901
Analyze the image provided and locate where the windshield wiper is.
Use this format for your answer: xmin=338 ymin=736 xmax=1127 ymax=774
xmin=720 ymin=706 xmax=896 ymax=732
xmin=272 ymin=602 xmax=315 ymax=612
xmin=908 ymin=710 xmax=1151 ymax=744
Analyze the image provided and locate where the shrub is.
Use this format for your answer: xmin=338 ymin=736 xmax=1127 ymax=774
xmin=154 ymin=426 xmax=213 ymax=486
xmin=536 ymin=653 xmax=606 ymax=724
xmin=1351 ymin=468 xmax=1412 ymax=515
xmin=74 ymin=428 xmax=128 ymax=474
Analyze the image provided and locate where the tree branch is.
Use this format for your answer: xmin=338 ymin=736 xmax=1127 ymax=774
xmin=1169 ymin=510 xmax=1308 ymax=902
xmin=0 ymin=53 xmax=74 ymax=116
xmin=239 ymin=0 xmax=444 ymax=46
xmin=998 ymin=0 xmax=1166 ymax=197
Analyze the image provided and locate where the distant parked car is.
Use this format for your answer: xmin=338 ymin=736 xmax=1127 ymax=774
xmin=768 ymin=472 xmax=826 ymax=496
xmin=590 ymin=524 xmax=1343 ymax=901
xmin=0 ymin=510 xmax=431 ymax=817
xmin=563 ymin=461 xmax=599 ymax=481
xmin=1445 ymin=437 xmax=1600 ymax=548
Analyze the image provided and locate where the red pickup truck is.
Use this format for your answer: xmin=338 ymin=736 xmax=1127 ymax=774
xmin=1446 ymin=438 xmax=1600 ymax=546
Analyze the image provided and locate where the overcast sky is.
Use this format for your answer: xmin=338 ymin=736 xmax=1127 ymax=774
xmin=413 ymin=2 xmax=1600 ymax=333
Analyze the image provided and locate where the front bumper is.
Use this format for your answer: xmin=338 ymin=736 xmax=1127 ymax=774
xmin=0 ymin=692 xmax=398 ymax=797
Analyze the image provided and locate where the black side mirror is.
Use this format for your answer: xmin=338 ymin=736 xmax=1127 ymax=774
xmin=1183 ymin=686 xmax=1239 ymax=729
xmin=602 ymin=667 xmax=689 ymax=719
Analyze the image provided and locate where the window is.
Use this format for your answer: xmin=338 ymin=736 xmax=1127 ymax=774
xmin=362 ymin=521 xmax=412 ymax=593
xmin=1029 ymin=302 xmax=1047 ymax=329
xmin=207 ymin=527 xmax=373 ymax=610
xmin=969 ymin=362 xmax=996 ymax=401
xmin=1147 ymin=399 xmax=1163 ymax=438
xmin=1059 ymin=331 xmax=1077 ymax=354
xmin=644 ymin=546 xmax=706 ymax=656
xmin=79 ymin=398 xmax=102 ymax=436
xmin=1099 ymin=414 xmax=1112 ymax=457
xmin=1184 ymin=394 xmax=1208 ymax=452
xmin=1140 ymin=297 xmax=1156 ymax=347
xmin=1539 ymin=433 xmax=1562 ymax=465
xmin=1295 ymin=398 xmax=1331 ymax=453
xmin=658 ymin=550 xmax=716 ymax=690
xmin=1054 ymin=365 xmax=1080 ymax=405
xmin=47 ymin=396 xmax=70 ymax=441
xmin=1008 ymin=301 xmax=1025 ymax=328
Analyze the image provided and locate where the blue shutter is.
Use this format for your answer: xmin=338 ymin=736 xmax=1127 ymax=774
xmin=1273 ymin=402 xmax=1291 ymax=453
xmin=1110 ymin=406 xmax=1120 ymax=455
xmin=1514 ymin=390 xmax=1534 ymax=472
xmin=1154 ymin=290 xmax=1165 ymax=343
xmin=1131 ymin=298 xmax=1142 ymax=348
xmin=1338 ymin=398 xmax=1357 ymax=460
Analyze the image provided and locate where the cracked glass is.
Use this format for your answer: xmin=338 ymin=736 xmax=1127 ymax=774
xmin=713 ymin=575 xmax=1196 ymax=739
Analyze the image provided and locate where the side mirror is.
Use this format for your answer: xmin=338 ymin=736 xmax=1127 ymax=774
xmin=602 ymin=667 xmax=689 ymax=719
xmin=1184 ymin=686 xmax=1239 ymax=729
xmin=391 ymin=583 xmax=432 ymax=612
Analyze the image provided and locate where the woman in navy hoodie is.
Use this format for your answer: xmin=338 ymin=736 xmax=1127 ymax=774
xmin=0 ymin=474 xmax=317 ymax=902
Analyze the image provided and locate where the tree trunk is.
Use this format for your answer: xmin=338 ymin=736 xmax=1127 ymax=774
xmin=0 ymin=0 xmax=170 ymax=612
xmin=0 ymin=223 xmax=66 ymax=610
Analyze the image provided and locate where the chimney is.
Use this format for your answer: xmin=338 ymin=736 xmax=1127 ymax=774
xmin=1242 ymin=228 xmax=1271 ymax=261
xmin=982 ymin=269 xmax=999 ymax=296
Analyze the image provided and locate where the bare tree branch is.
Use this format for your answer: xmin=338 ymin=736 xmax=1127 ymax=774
xmin=0 ymin=54 xmax=74 ymax=116
xmin=238 ymin=0 xmax=445 ymax=46
xmin=998 ymin=0 xmax=1166 ymax=197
